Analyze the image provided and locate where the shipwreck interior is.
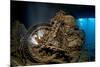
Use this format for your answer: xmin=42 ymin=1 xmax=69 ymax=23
xmin=11 ymin=1 xmax=95 ymax=66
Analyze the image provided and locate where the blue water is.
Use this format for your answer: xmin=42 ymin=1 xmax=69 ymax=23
xmin=76 ymin=18 xmax=95 ymax=61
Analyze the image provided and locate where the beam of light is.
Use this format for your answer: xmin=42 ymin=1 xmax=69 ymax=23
xmin=77 ymin=18 xmax=87 ymax=29
xmin=88 ymin=18 xmax=95 ymax=23
xmin=78 ymin=18 xmax=85 ymax=21
xmin=76 ymin=17 xmax=95 ymax=49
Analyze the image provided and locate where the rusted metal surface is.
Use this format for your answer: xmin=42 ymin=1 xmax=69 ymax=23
xmin=11 ymin=11 xmax=85 ymax=66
